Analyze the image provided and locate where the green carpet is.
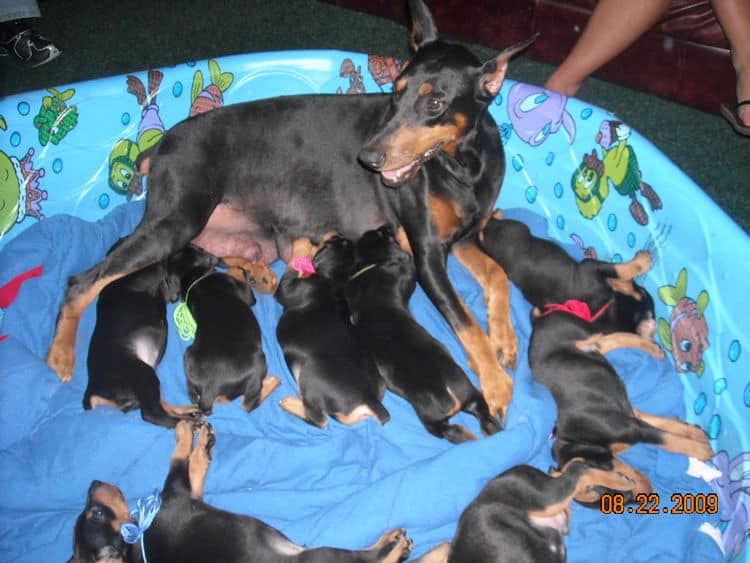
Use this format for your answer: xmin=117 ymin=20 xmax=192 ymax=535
xmin=2 ymin=0 xmax=748 ymax=233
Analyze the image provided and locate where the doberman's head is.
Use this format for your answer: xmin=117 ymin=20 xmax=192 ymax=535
xmin=358 ymin=0 xmax=536 ymax=187
xmin=69 ymin=481 xmax=133 ymax=563
xmin=610 ymin=281 xmax=656 ymax=337
xmin=165 ymin=243 xmax=221 ymax=302
xmin=353 ymin=226 xmax=410 ymax=267
xmin=312 ymin=234 xmax=355 ymax=284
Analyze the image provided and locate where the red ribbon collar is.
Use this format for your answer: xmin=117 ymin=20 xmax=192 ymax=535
xmin=540 ymin=299 xmax=611 ymax=323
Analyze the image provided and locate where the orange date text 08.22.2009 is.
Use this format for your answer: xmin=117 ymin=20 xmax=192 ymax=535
xmin=599 ymin=493 xmax=719 ymax=515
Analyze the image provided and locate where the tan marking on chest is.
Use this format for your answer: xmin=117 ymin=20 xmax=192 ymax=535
xmin=428 ymin=193 xmax=464 ymax=239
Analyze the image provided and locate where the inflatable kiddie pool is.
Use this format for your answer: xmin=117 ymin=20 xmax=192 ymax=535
xmin=1 ymin=50 xmax=748 ymax=562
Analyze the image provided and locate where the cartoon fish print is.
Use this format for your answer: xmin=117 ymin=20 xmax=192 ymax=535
xmin=189 ymin=59 xmax=234 ymax=117
xmin=367 ymin=54 xmax=402 ymax=88
xmin=507 ymin=83 xmax=576 ymax=146
xmin=657 ymin=268 xmax=710 ymax=375
xmin=108 ymin=69 xmax=165 ymax=196
xmin=0 ymin=148 xmax=47 ymax=237
xmin=33 ymin=87 xmax=79 ymax=146
xmin=336 ymin=58 xmax=366 ymax=95
xmin=571 ymin=121 xmax=662 ymax=225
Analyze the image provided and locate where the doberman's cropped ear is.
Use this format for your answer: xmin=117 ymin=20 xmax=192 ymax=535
xmin=409 ymin=0 xmax=438 ymax=51
xmin=476 ymin=34 xmax=539 ymax=100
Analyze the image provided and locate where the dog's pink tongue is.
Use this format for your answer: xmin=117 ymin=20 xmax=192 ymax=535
xmin=381 ymin=161 xmax=415 ymax=183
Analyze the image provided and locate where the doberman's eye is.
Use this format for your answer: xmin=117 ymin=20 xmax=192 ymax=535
xmin=425 ymin=97 xmax=443 ymax=114
xmin=91 ymin=508 xmax=105 ymax=520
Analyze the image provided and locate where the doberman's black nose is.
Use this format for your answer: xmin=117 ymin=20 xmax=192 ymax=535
xmin=358 ymin=148 xmax=386 ymax=170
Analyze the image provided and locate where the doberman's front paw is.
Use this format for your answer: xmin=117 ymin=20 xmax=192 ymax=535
xmin=46 ymin=341 xmax=75 ymax=383
xmin=483 ymin=376 xmax=513 ymax=424
xmin=195 ymin=421 xmax=216 ymax=460
xmin=492 ymin=329 xmax=518 ymax=370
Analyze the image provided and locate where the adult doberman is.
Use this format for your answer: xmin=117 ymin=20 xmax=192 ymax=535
xmin=47 ymin=0 xmax=535 ymax=422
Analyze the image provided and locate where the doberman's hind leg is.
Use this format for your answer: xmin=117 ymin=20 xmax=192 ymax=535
xmin=574 ymin=332 xmax=665 ymax=359
xmin=366 ymin=528 xmax=414 ymax=563
xmin=188 ymin=421 xmax=216 ymax=499
xmin=279 ymin=396 xmax=329 ymax=428
xmin=633 ymin=408 xmax=714 ymax=460
xmin=413 ymin=542 xmax=451 ymax=563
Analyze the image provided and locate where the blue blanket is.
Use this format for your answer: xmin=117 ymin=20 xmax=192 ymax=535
xmin=0 ymin=201 xmax=723 ymax=561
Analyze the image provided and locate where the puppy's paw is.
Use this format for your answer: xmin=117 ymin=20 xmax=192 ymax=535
xmin=372 ymin=528 xmax=413 ymax=561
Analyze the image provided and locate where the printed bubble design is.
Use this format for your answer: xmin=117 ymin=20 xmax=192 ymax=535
xmin=526 ymin=185 xmax=537 ymax=204
xmin=10 ymin=132 xmax=21 ymax=147
xmin=121 ymin=113 xmax=131 ymax=126
xmin=714 ymin=378 xmax=727 ymax=395
xmin=745 ymin=382 xmax=750 ymax=407
xmin=98 ymin=194 xmax=110 ymax=209
xmin=580 ymin=108 xmax=593 ymax=120
xmin=694 ymin=392 xmax=707 ymax=415
xmin=554 ymin=182 xmax=563 ymax=199
xmin=173 ymin=81 xmax=184 ymax=98
xmin=708 ymin=414 xmax=721 ymax=440
xmin=728 ymin=340 xmax=741 ymax=362
xmin=512 ymin=154 xmax=524 ymax=172
xmin=545 ymin=152 xmax=554 ymax=166
xmin=627 ymin=232 xmax=636 ymax=248
xmin=607 ymin=214 xmax=618 ymax=232
xmin=17 ymin=102 xmax=30 ymax=116
xmin=556 ymin=215 xmax=565 ymax=230
xmin=52 ymin=159 xmax=63 ymax=173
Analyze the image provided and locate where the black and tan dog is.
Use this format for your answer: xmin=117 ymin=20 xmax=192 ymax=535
xmin=415 ymin=460 xmax=634 ymax=563
xmin=167 ymin=244 xmax=280 ymax=415
xmin=84 ymin=241 xmax=201 ymax=428
xmin=48 ymin=0 xmax=539 ymax=423
xmin=275 ymin=235 xmax=389 ymax=427
xmin=347 ymin=226 xmax=500 ymax=443
xmin=480 ymin=214 xmax=662 ymax=357
xmin=69 ymin=421 xmax=413 ymax=562
xmin=480 ymin=214 xmax=713 ymax=489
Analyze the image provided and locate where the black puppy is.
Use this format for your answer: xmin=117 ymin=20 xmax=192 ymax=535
xmin=347 ymin=226 xmax=500 ymax=443
xmin=84 ymin=241 xmax=200 ymax=428
xmin=167 ymin=244 xmax=280 ymax=415
xmin=479 ymin=216 xmax=713 ymax=487
xmin=275 ymin=235 xmax=389 ymax=428
xmin=529 ymin=307 xmax=714 ymax=493
xmin=415 ymin=460 xmax=633 ymax=563
xmin=480 ymin=214 xmax=662 ymax=357
xmin=69 ymin=421 xmax=414 ymax=563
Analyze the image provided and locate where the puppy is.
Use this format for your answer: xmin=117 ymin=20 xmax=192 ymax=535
xmin=167 ymin=244 xmax=280 ymax=415
xmin=85 ymin=241 xmax=200 ymax=428
xmin=69 ymin=421 xmax=414 ymax=562
xmin=480 ymin=214 xmax=662 ymax=357
xmin=480 ymin=214 xmax=712 ymax=489
xmin=529 ymin=306 xmax=714 ymax=491
xmin=347 ymin=226 xmax=500 ymax=443
xmin=275 ymin=235 xmax=389 ymax=427
xmin=415 ymin=460 xmax=634 ymax=563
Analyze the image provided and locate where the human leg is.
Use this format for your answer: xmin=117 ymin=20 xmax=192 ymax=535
xmin=545 ymin=0 xmax=671 ymax=96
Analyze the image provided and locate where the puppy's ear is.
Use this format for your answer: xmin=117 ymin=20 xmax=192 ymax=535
xmin=476 ymin=34 xmax=538 ymax=100
xmin=409 ymin=0 xmax=438 ymax=51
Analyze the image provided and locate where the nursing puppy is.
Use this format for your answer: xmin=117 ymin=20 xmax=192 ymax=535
xmin=85 ymin=241 xmax=200 ymax=428
xmin=347 ymin=226 xmax=500 ymax=443
xmin=167 ymin=244 xmax=280 ymax=415
xmin=275 ymin=235 xmax=389 ymax=427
